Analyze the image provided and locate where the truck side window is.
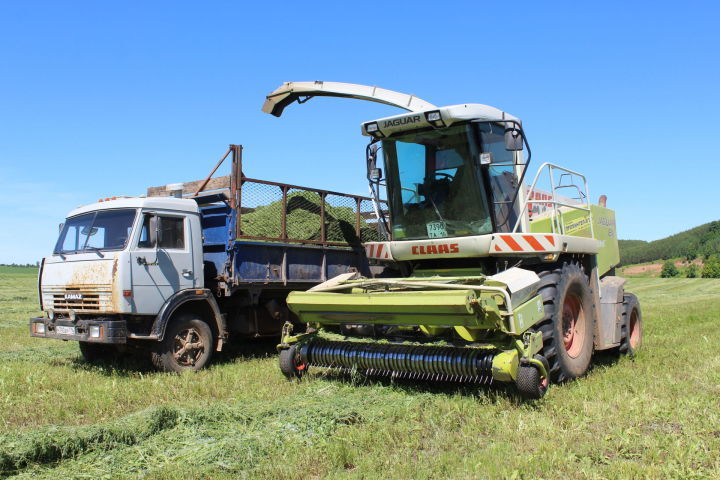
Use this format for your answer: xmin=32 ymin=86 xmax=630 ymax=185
xmin=158 ymin=216 xmax=185 ymax=249
xmin=138 ymin=215 xmax=154 ymax=248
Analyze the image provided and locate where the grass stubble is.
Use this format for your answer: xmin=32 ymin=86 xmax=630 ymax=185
xmin=0 ymin=266 xmax=719 ymax=479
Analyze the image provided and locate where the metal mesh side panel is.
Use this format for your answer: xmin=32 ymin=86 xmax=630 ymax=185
xmin=238 ymin=182 xmax=283 ymax=238
xmin=325 ymin=194 xmax=359 ymax=244
xmin=285 ymin=188 xmax=322 ymax=242
xmin=359 ymin=199 xmax=384 ymax=242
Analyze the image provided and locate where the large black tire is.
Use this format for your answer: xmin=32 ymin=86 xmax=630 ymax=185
xmin=619 ymin=293 xmax=642 ymax=357
xmin=534 ymin=262 xmax=594 ymax=382
xmin=79 ymin=342 xmax=119 ymax=363
xmin=151 ymin=314 xmax=214 ymax=372
xmin=279 ymin=345 xmax=306 ymax=379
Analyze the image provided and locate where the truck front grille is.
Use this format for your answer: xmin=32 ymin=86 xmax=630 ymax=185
xmin=42 ymin=285 xmax=113 ymax=313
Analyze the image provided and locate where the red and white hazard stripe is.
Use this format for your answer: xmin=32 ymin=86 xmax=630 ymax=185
xmin=491 ymin=234 xmax=558 ymax=253
xmin=364 ymin=242 xmax=392 ymax=260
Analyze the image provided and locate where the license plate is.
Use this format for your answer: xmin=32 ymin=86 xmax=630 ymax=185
xmin=55 ymin=325 xmax=76 ymax=336
xmin=426 ymin=221 xmax=448 ymax=238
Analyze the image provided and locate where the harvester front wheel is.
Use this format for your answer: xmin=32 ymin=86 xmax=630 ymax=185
xmin=279 ymin=345 xmax=307 ymax=379
xmin=516 ymin=354 xmax=550 ymax=400
xmin=535 ymin=262 xmax=594 ymax=382
xmin=619 ymin=293 xmax=642 ymax=357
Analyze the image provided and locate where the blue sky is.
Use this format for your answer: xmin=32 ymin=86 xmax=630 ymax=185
xmin=1 ymin=1 xmax=718 ymax=264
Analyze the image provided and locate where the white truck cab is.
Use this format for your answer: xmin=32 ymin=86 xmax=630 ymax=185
xmin=31 ymin=197 xmax=211 ymax=360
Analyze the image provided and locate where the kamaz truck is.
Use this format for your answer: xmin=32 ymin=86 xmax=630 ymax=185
xmin=265 ymin=82 xmax=643 ymax=399
xmin=30 ymin=145 xmax=383 ymax=371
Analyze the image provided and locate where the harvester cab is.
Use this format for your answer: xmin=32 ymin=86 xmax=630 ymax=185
xmin=265 ymin=81 xmax=642 ymax=399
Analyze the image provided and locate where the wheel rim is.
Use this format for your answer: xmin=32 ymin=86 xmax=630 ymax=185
xmin=562 ymin=292 xmax=586 ymax=358
xmin=172 ymin=328 xmax=205 ymax=367
xmin=539 ymin=374 xmax=549 ymax=390
xmin=629 ymin=308 xmax=641 ymax=349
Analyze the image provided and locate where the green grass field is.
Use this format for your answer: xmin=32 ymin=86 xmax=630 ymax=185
xmin=1 ymin=265 xmax=719 ymax=479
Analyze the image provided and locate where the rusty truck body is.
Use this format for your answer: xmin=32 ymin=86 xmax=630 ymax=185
xmin=30 ymin=145 xmax=382 ymax=371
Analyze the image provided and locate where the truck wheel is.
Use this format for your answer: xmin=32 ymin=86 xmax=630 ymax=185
xmin=516 ymin=354 xmax=550 ymax=400
xmin=79 ymin=342 xmax=118 ymax=363
xmin=152 ymin=314 xmax=214 ymax=372
xmin=279 ymin=345 xmax=306 ymax=379
xmin=534 ymin=262 xmax=594 ymax=382
xmin=619 ymin=293 xmax=642 ymax=357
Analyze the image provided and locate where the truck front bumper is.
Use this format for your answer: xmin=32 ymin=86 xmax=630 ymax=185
xmin=29 ymin=317 xmax=128 ymax=344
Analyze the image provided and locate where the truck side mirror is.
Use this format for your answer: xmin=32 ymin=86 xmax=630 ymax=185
xmin=504 ymin=128 xmax=524 ymax=151
xmin=58 ymin=222 xmax=65 ymax=233
xmin=149 ymin=216 xmax=159 ymax=248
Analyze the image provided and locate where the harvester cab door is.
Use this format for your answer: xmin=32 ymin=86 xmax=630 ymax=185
xmin=130 ymin=212 xmax=195 ymax=314
xmin=477 ymin=123 xmax=525 ymax=232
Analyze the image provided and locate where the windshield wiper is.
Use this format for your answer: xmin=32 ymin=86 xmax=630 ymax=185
xmin=83 ymin=246 xmax=105 ymax=258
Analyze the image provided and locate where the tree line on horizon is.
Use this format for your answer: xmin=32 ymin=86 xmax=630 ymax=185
xmin=619 ymin=220 xmax=720 ymax=267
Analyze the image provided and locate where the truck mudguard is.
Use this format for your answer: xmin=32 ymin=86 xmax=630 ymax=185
xmin=151 ymin=289 xmax=226 ymax=348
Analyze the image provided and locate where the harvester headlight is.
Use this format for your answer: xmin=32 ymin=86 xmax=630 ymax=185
xmin=424 ymin=110 xmax=445 ymax=128
xmin=365 ymin=122 xmax=379 ymax=133
xmin=89 ymin=325 xmax=102 ymax=338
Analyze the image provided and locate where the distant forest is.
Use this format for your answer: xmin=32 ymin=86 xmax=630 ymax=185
xmin=619 ymin=221 xmax=720 ymax=266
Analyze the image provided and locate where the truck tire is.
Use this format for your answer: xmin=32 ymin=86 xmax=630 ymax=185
xmin=534 ymin=262 xmax=594 ymax=382
xmin=79 ymin=342 xmax=119 ymax=363
xmin=151 ymin=314 xmax=214 ymax=372
xmin=619 ymin=293 xmax=642 ymax=357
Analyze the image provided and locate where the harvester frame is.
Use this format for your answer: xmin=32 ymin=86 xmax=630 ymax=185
xmin=265 ymin=81 xmax=642 ymax=399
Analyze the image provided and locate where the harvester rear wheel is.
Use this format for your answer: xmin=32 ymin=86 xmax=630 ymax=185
xmin=534 ymin=262 xmax=594 ymax=382
xmin=516 ymin=354 xmax=550 ymax=400
xmin=619 ymin=293 xmax=642 ymax=357
xmin=279 ymin=345 xmax=306 ymax=379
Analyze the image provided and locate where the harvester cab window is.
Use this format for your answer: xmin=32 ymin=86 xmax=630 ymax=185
xmin=382 ymin=124 xmax=492 ymax=240
xmin=478 ymin=123 xmax=521 ymax=232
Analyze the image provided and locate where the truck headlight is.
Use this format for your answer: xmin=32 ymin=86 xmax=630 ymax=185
xmin=33 ymin=323 xmax=46 ymax=334
xmin=89 ymin=325 xmax=102 ymax=338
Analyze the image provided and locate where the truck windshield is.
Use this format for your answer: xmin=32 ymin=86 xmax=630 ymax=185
xmin=382 ymin=124 xmax=492 ymax=240
xmin=54 ymin=209 xmax=137 ymax=254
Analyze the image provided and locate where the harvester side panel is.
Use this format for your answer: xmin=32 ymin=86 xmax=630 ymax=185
xmin=529 ymin=204 xmax=619 ymax=275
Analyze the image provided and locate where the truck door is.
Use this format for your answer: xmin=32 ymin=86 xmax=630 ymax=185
xmin=130 ymin=212 xmax=195 ymax=315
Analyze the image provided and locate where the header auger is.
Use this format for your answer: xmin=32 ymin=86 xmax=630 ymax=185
xmin=266 ymin=81 xmax=642 ymax=399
